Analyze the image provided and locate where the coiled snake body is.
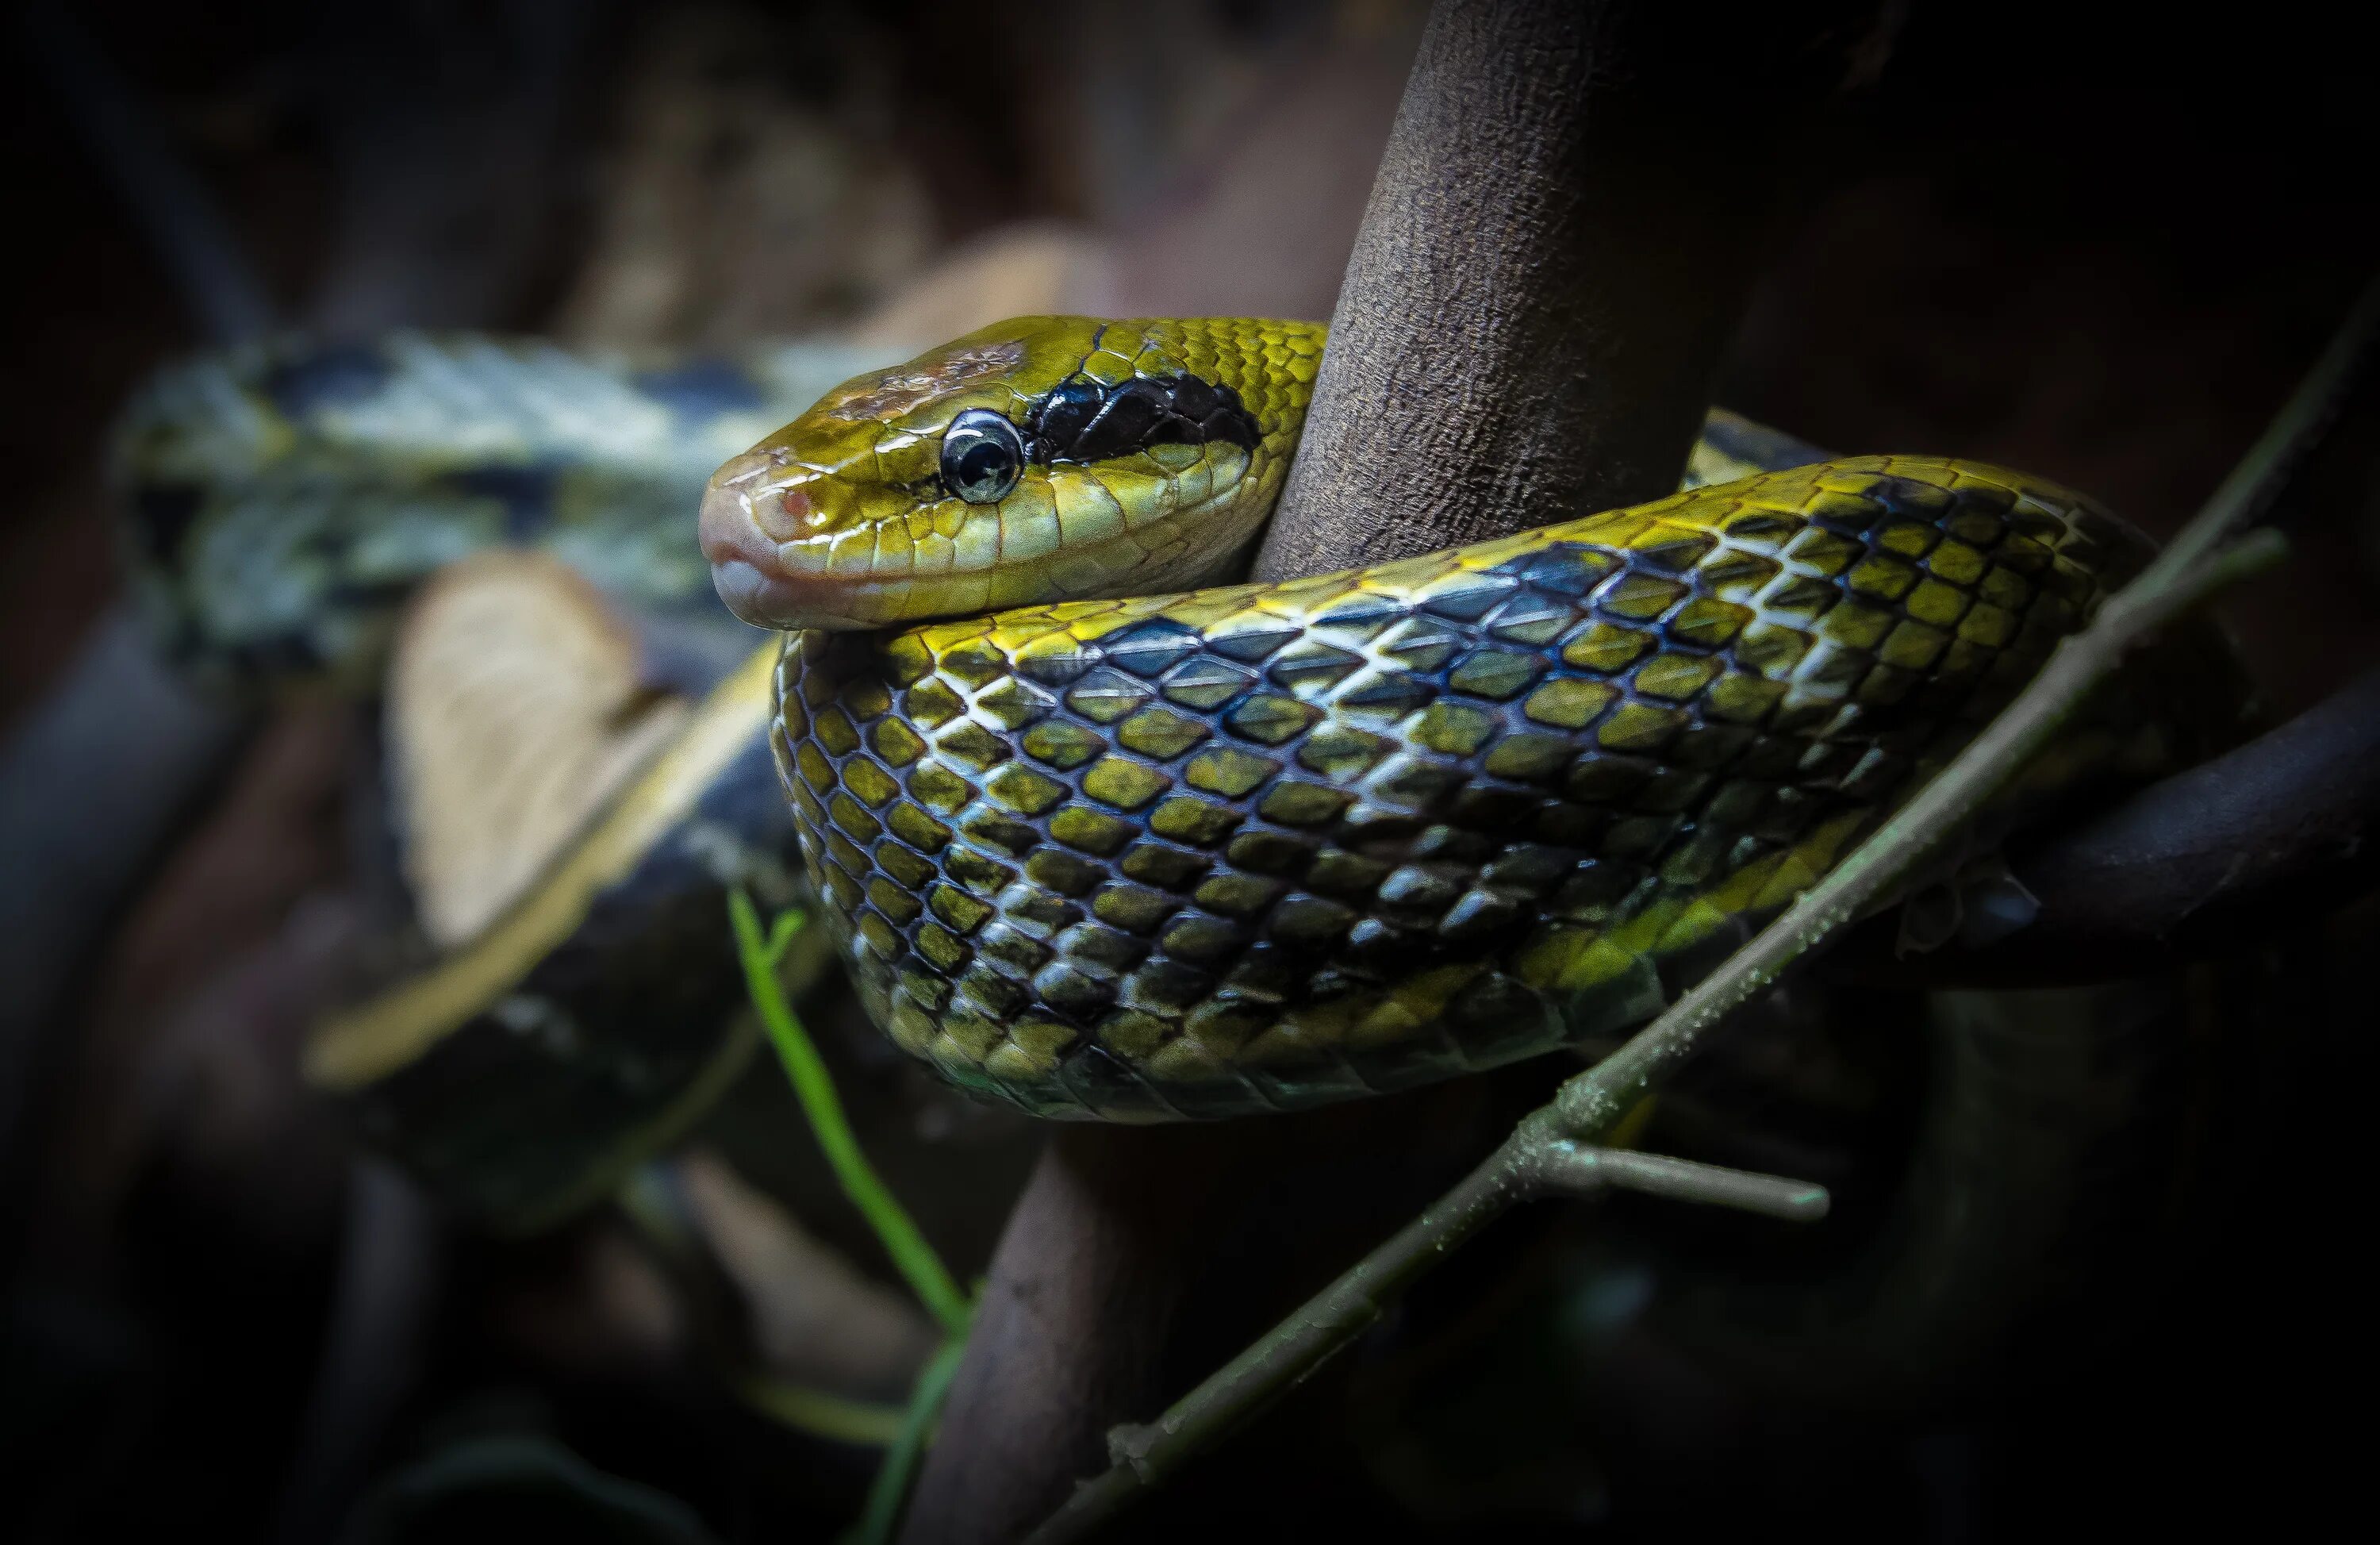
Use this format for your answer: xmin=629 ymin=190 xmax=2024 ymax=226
xmin=701 ymin=317 xmax=2215 ymax=1121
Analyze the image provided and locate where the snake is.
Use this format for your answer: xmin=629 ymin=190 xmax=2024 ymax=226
xmin=106 ymin=325 xmax=1842 ymax=1220
xmin=106 ymin=314 xmax=2247 ymax=1251
xmin=108 ymin=315 xmax=2259 ymax=1397
xmin=697 ymin=316 xmax=2242 ymax=1122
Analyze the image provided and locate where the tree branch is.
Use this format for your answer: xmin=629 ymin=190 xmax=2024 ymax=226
xmin=1826 ymin=662 xmax=2380 ymax=984
xmin=1257 ymin=0 xmax=1898 ymax=575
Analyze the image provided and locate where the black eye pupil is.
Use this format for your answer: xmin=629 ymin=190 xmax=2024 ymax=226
xmin=957 ymin=442 xmax=1011 ymax=486
xmin=942 ymin=409 xmax=1024 ymax=503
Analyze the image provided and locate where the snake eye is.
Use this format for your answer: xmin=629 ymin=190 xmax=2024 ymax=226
xmin=941 ymin=409 xmax=1025 ymax=504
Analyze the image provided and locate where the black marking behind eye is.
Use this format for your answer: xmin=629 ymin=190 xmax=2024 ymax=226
xmin=1023 ymin=373 xmax=1260 ymax=467
xmin=1030 ymin=379 xmax=1104 ymax=452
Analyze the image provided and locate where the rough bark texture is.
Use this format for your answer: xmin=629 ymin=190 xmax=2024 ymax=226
xmin=901 ymin=3 xmax=1895 ymax=1539
xmin=902 ymin=1080 xmax=1524 ymax=1543
xmin=1255 ymin=0 xmax=1894 ymax=580
xmin=900 ymin=1127 xmax=1203 ymax=1533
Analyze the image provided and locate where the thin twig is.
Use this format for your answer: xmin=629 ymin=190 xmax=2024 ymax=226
xmin=727 ymin=890 xmax=972 ymax=1337
xmin=2143 ymin=276 xmax=2380 ymax=585
xmin=1025 ymin=274 xmax=2377 ymax=1543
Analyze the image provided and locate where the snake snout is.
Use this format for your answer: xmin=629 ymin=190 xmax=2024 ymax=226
xmin=700 ymin=454 xmax=845 ymax=629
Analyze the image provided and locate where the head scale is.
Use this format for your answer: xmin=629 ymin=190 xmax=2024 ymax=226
xmin=700 ymin=316 xmax=1318 ymax=630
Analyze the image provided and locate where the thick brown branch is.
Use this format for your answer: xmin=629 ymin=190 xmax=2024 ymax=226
xmin=1828 ymin=663 xmax=2380 ymax=984
xmin=892 ymin=1126 xmax=1204 ymax=1528
xmin=1256 ymin=0 xmax=1895 ymax=578
xmin=2021 ymin=664 xmax=2380 ymax=940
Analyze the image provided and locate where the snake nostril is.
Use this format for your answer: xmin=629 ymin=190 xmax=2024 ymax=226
xmin=754 ymin=482 xmax=816 ymax=542
xmin=699 ymin=472 xmax=853 ymax=628
xmin=699 ymin=478 xmax=771 ymax=568
xmin=699 ymin=472 xmax=817 ymax=566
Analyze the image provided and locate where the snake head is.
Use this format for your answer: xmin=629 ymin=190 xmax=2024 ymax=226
xmin=701 ymin=316 xmax=1320 ymax=629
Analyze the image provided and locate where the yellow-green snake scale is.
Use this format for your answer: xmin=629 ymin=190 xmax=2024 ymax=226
xmin=701 ymin=317 xmax=2191 ymax=1121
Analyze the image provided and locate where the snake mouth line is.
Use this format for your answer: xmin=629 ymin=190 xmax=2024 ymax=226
xmin=704 ymin=475 xmax=1269 ymax=632
xmin=708 ymin=553 xmax=877 ymax=632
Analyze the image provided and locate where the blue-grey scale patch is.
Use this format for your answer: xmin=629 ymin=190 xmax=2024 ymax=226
xmin=261 ymin=342 xmax=393 ymax=417
xmin=438 ymin=463 xmax=562 ymax=543
xmin=1098 ymin=620 xmax=1205 ymax=678
xmin=1699 ymin=411 xmax=1829 ymax=475
xmin=631 ymin=359 xmax=769 ymax=418
xmin=1490 ymin=544 xmax=1605 ymax=597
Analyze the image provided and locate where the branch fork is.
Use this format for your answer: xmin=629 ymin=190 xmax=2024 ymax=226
xmin=1522 ymin=1131 xmax=1833 ymax=1220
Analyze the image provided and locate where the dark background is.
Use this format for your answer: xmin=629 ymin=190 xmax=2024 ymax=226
xmin=2 ymin=2 xmax=2372 ymax=1540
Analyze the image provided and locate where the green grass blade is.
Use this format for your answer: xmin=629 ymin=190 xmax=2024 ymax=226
xmin=851 ymin=1336 xmax=970 ymax=1545
xmin=727 ymin=889 xmax=973 ymax=1336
